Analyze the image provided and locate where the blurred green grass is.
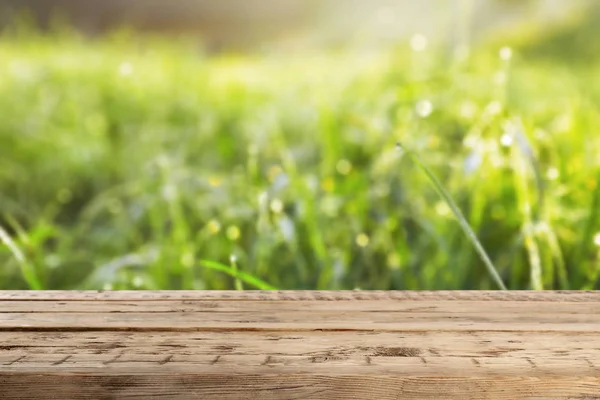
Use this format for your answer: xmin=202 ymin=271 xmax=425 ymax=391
xmin=1 ymin=23 xmax=600 ymax=290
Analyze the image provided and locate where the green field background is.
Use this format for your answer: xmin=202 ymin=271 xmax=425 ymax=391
xmin=1 ymin=10 xmax=600 ymax=290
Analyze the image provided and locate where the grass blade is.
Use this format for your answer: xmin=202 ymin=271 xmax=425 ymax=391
xmin=230 ymin=255 xmax=244 ymax=291
xmin=541 ymin=223 xmax=569 ymax=289
xmin=510 ymin=131 xmax=543 ymax=290
xmin=199 ymin=259 xmax=277 ymax=290
xmin=583 ymin=249 xmax=600 ymax=290
xmin=397 ymin=142 xmax=507 ymax=290
xmin=0 ymin=224 xmax=42 ymax=289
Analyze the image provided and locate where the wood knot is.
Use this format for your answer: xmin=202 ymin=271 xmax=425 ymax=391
xmin=372 ymin=347 xmax=421 ymax=357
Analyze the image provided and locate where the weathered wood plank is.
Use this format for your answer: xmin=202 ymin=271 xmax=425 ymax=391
xmin=1 ymin=291 xmax=599 ymax=399
xmin=1 ymin=290 xmax=599 ymax=301
xmin=3 ymin=375 xmax=600 ymax=400
xmin=2 ymin=312 xmax=599 ymax=332
xmin=3 ymin=299 xmax=600 ymax=313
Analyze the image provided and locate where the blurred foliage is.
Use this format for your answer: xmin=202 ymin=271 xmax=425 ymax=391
xmin=1 ymin=18 xmax=600 ymax=290
xmin=519 ymin=5 xmax=600 ymax=63
xmin=491 ymin=1 xmax=600 ymax=63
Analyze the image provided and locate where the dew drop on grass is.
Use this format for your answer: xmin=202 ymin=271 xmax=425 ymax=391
xmin=435 ymin=201 xmax=451 ymax=217
xmin=226 ymin=226 xmax=241 ymax=241
xmin=336 ymin=159 xmax=352 ymax=175
xmin=207 ymin=219 xmax=221 ymax=234
xmin=180 ymin=252 xmax=195 ymax=268
xmin=269 ymin=198 xmax=284 ymax=214
xmin=500 ymin=133 xmax=513 ymax=147
xmin=415 ymin=100 xmax=433 ymax=117
xmin=356 ymin=233 xmax=370 ymax=247
xmin=593 ymin=233 xmax=600 ymax=247
xmin=410 ymin=34 xmax=428 ymax=52
xmin=499 ymin=46 xmax=513 ymax=61
xmin=387 ymin=253 xmax=401 ymax=270
xmin=132 ymin=276 xmax=143 ymax=288
xmin=118 ymin=61 xmax=134 ymax=76
xmin=45 ymin=254 xmax=61 ymax=269
xmin=546 ymin=167 xmax=560 ymax=180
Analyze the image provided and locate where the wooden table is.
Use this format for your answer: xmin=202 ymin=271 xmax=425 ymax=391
xmin=1 ymin=291 xmax=599 ymax=399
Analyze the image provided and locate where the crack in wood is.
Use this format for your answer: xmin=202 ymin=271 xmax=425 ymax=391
xmin=102 ymin=353 xmax=123 ymax=365
xmin=4 ymin=355 xmax=26 ymax=365
xmin=261 ymin=356 xmax=272 ymax=365
xmin=52 ymin=355 xmax=71 ymax=365
xmin=213 ymin=345 xmax=235 ymax=353
xmin=158 ymin=355 xmax=173 ymax=365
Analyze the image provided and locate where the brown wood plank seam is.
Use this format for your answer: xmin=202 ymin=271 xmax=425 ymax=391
xmin=1 ymin=291 xmax=599 ymax=399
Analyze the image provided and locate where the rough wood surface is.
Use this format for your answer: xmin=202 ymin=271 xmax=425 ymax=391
xmin=1 ymin=291 xmax=599 ymax=399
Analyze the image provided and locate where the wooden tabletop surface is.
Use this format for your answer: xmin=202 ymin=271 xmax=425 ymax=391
xmin=1 ymin=291 xmax=599 ymax=399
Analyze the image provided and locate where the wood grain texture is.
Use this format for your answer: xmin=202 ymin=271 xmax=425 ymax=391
xmin=1 ymin=291 xmax=600 ymax=399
